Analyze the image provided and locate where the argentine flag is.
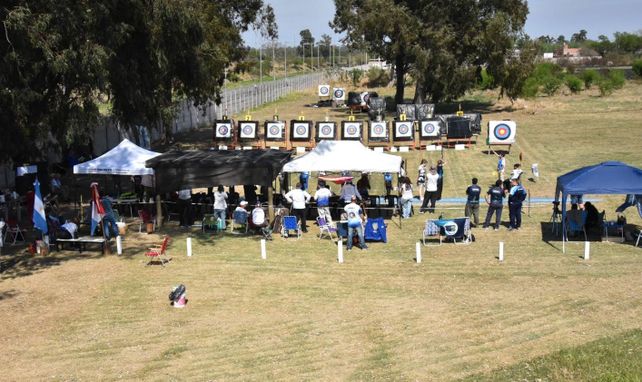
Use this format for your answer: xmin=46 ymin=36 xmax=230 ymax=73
xmin=32 ymin=179 xmax=48 ymax=234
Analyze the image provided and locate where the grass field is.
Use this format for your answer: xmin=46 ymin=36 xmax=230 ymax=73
xmin=1 ymin=81 xmax=642 ymax=381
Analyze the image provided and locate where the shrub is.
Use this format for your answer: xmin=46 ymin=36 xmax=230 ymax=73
xmin=565 ymin=75 xmax=583 ymax=94
xmin=479 ymin=68 xmax=495 ymax=90
xmin=541 ymin=75 xmax=563 ymax=96
xmin=520 ymin=77 xmax=539 ymax=98
xmin=532 ymin=62 xmax=563 ymax=81
xmin=580 ymin=69 xmax=600 ymax=89
xmin=608 ymin=69 xmax=625 ymax=89
xmin=598 ymin=77 xmax=615 ymax=96
xmin=633 ymin=59 xmax=642 ymax=78
xmin=350 ymin=68 xmax=363 ymax=86
xmin=366 ymin=67 xmax=391 ymax=88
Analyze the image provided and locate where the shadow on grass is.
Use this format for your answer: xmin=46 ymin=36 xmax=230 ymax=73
xmin=435 ymin=99 xmax=495 ymax=114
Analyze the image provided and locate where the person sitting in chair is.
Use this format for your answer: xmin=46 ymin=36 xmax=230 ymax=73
xmin=251 ymin=202 xmax=272 ymax=239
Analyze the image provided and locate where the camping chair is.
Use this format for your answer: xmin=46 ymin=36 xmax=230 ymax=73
xmin=281 ymin=215 xmax=301 ymax=239
xmin=230 ymin=210 xmax=249 ymax=234
xmin=145 ymin=235 xmax=171 ymax=266
xmin=422 ymin=219 xmax=442 ymax=246
xmin=201 ymin=214 xmax=219 ymax=233
xmin=316 ymin=216 xmax=337 ymax=241
xmin=137 ymin=209 xmax=156 ymax=233
xmin=3 ymin=219 xmax=25 ymax=245
xmin=566 ymin=211 xmax=587 ymax=241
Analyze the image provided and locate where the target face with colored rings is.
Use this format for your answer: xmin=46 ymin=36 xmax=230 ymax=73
xmin=373 ymin=124 xmax=385 ymax=135
xmin=347 ymin=126 xmax=357 ymax=135
xmin=494 ymin=123 xmax=511 ymax=140
xmin=423 ymin=123 xmax=436 ymax=134
xmin=295 ymin=125 xmax=308 ymax=135
xmin=334 ymin=89 xmax=344 ymax=98
xmin=241 ymin=124 xmax=254 ymax=136
xmin=218 ymin=125 xmax=229 ymax=136
xmin=319 ymin=86 xmax=329 ymax=95
xmin=320 ymin=125 xmax=333 ymax=135
xmin=398 ymin=123 xmax=410 ymax=135
xmin=269 ymin=125 xmax=281 ymax=136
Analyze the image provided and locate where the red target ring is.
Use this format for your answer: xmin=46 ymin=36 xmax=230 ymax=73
xmin=493 ymin=123 xmax=511 ymax=140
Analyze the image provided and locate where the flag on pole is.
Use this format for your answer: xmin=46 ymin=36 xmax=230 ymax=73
xmin=90 ymin=182 xmax=105 ymax=236
xmin=32 ymin=178 xmax=48 ymax=234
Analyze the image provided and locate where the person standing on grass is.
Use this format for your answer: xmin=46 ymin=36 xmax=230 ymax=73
xmin=465 ymin=177 xmax=482 ymax=227
xmin=399 ymin=177 xmax=414 ymax=219
xmin=344 ymin=195 xmax=368 ymax=251
xmin=213 ymin=185 xmax=228 ymax=229
xmin=510 ymin=163 xmax=523 ymax=181
xmin=177 ymin=187 xmax=193 ymax=228
xmin=340 ymin=180 xmax=361 ymax=205
xmin=497 ymin=153 xmax=506 ymax=181
xmin=508 ymin=179 xmax=527 ymax=231
xmin=285 ymin=183 xmax=311 ymax=232
xmin=384 ymin=172 xmax=393 ymax=196
xmin=417 ymin=159 xmax=427 ymax=202
xmin=299 ymin=171 xmax=310 ymax=191
xmin=420 ymin=167 xmax=440 ymax=213
xmin=483 ymin=180 xmax=505 ymax=230
xmin=314 ymin=182 xmax=333 ymax=223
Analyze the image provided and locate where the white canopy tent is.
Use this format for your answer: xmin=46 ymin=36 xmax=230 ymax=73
xmin=73 ymin=139 xmax=161 ymax=176
xmin=282 ymin=140 xmax=402 ymax=173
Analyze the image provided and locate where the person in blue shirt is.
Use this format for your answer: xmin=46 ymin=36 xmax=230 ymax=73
xmin=299 ymin=171 xmax=310 ymax=191
xmin=508 ymin=179 xmax=527 ymax=230
xmin=483 ymin=180 xmax=505 ymax=230
xmin=383 ymin=172 xmax=393 ymax=196
xmin=100 ymin=194 xmax=120 ymax=239
xmin=465 ymin=177 xmax=482 ymax=227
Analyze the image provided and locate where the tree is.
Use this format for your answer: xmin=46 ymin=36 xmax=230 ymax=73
xmin=332 ymin=0 xmax=530 ymax=104
xmin=0 ymin=0 xmax=276 ymax=162
xmin=298 ymin=29 xmax=315 ymax=57
xmin=319 ymin=34 xmax=332 ymax=60
xmin=571 ymin=29 xmax=588 ymax=43
xmin=557 ymin=35 xmax=566 ymax=44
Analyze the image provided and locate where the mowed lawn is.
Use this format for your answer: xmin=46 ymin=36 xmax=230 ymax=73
xmin=1 ymin=82 xmax=642 ymax=381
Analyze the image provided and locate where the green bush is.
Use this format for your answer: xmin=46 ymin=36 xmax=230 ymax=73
xmin=366 ymin=67 xmax=391 ymax=88
xmin=580 ymin=69 xmax=600 ymax=89
xmin=520 ymin=77 xmax=539 ymax=98
xmin=532 ymin=62 xmax=563 ymax=80
xmin=608 ymin=69 xmax=625 ymax=89
xmin=633 ymin=59 xmax=642 ymax=77
xmin=478 ymin=68 xmax=495 ymax=90
xmin=564 ymin=75 xmax=583 ymax=94
xmin=598 ymin=77 xmax=615 ymax=96
xmin=350 ymin=68 xmax=363 ymax=86
xmin=541 ymin=75 xmax=562 ymax=96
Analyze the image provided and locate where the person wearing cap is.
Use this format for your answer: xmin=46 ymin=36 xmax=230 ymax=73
xmin=285 ymin=183 xmax=311 ymax=233
xmin=344 ymin=195 xmax=368 ymax=251
xmin=465 ymin=177 xmax=482 ymax=227
xmin=420 ymin=166 xmax=440 ymax=213
xmin=235 ymin=200 xmax=249 ymax=214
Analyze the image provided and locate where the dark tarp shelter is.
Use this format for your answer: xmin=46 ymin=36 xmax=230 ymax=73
xmin=554 ymin=161 xmax=642 ymax=252
xmin=145 ymin=149 xmax=291 ymax=193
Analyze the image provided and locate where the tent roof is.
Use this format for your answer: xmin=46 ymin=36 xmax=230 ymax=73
xmin=145 ymin=149 xmax=291 ymax=192
xmin=73 ymin=139 xmax=160 ymax=176
xmin=282 ymin=140 xmax=402 ymax=173
xmin=556 ymin=161 xmax=642 ymax=197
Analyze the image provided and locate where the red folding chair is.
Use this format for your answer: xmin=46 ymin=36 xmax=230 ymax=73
xmin=145 ymin=236 xmax=171 ymax=266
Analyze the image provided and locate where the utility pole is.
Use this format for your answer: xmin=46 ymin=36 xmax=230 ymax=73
xmin=284 ymin=44 xmax=287 ymax=78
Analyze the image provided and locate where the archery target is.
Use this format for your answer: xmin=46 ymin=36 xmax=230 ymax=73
xmin=333 ymin=88 xmax=346 ymax=101
xmin=420 ymin=120 xmax=441 ymax=138
xmin=393 ymin=121 xmax=414 ymax=141
xmin=318 ymin=85 xmax=330 ymax=97
xmin=265 ymin=121 xmax=285 ymax=140
xmin=214 ymin=121 xmax=232 ymax=139
xmin=342 ymin=121 xmax=362 ymax=140
xmin=316 ymin=122 xmax=336 ymax=139
xmin=291 ymin=121 xmax=311 ymax=140
xmin=239 ymin=121 xmax=258 ymax=139
xmin=369 ymin=121 xmax=388 ymax=140
xmin=488 ymin=121 xmax=516 ymax=145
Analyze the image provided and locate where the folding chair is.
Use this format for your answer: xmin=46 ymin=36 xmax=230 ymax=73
xmin=281 ymin=216 xmax=301 ymax=239
xmin=4 ymin=220 xmax=25 ymax=245
xmin=145 ymin=236 xmax=171 ymax=266
xmin=422 ymin=219 xmax=442 ymax=246
xmin=566 ymin=211 xmax=587 ymax=241
xmin=230 ymin=210 xmax=249 ymax=234
xmin=137 ymin=209 xmax=156 ymax=233
xmin=316 ymin=216 xmax=337 ymax=241
xmin=201 ymin=214 xmax=218 ymax=233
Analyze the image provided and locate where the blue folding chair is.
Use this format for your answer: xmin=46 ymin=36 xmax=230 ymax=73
xmin=281 ymin=215 xmax=301 ymax=239
xmin=230 ymin=210 xmax=248 ymax=234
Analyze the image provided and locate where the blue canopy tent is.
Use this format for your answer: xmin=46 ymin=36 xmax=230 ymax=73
xmin=555 ymin=161 xmax=642 ymax=252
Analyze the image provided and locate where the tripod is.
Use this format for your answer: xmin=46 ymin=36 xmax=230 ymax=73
xmin=550 ymin=202 xmax=561 ymax=235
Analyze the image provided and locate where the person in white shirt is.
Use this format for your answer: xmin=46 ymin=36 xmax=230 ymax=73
xmin=314 ymin=183 xmax=334 ymax=223
xmin=285 ymin=182 xmax=311 ymax=232
xmin=399 ymin=177 xmax=414 ymax=219
xmin=213 ymin=185 xmax=228 ymax=229
xmin=420 ymin=167 xmax=440 ymax=213
xmin=510 ymin=163 xmax=523 ymax=181
xmin=251 ymin=202 xmax=272 ymax=239
xmin=177 ymin=187 xmax=192 ymax=228
xmin=60 ymin=220 xmax=78 ymax=239
xmin=344 ymin=196 xmax=367 ymax=251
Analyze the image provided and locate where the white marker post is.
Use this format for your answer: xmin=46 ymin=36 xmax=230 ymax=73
xmin=116 ymin=235 xmax=123 ymax=255
xmin=416 ymin=242 xmax=422 ymax=263
xmin=337 ymin=239 xmax=344 ymax=263
xmin=498 ymin=242 xmax=504 ymax=262
xmin=260 ymin=239 xmax=267 ymax=260
xmin=584 ymin=241 xmax=590 ymax=260
xmin=186 ymin=237 xmax=192 ymax=257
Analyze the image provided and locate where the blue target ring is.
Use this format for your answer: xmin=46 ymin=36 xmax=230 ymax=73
xmin=423 ymin=123 xmax=436 ymax=135
xmin=320 ymin=125 xmax=332 ymax=135
xmin=320 ymin=86 xmax=329 ymax=95
xmin=218 ymin=125 xmax=229 ymax=136
xmin=347 ymin=125 xmax=357 ymax=135
xmin=241 ymin=124 xmax=254 ymax=136
xmin=334 ymin=89 xmax=344 ymax=98
xmin=373 ymin=124 xmax=384 ymax=135
xmin=295 ymin=125 xmax=307 ymax=136
xmin=269 ymin=125 xmax=280 ymax=136
xmin=494 ymin=123 xmax=511 ymax=140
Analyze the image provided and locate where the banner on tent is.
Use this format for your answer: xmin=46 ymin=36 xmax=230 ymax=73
xmin=420 ymin=120 xmax=442 ymax=139
xmin=239 ymin=121 xmax=258 ymax=140
xmin=368 ymin=121 xmax=388 ymax=142
xmin=341 ymin=121 xmax=363 ymax=140
xmin=214 ymin=120 xmax=233 ymax=140
xmin=487 ymin=121 xmax=517 ymax=145
xmin=318 ymin=85 xmax=330 ymax=97
xmin=393 ymin=121 xmax=414 ymax=141
xmin=316 ymin=121 xmax=336 ymax=140
xmin=265 ymin=121 xmax=285 ymax=141
xmin=290 ymin=121 xmax=312 ymax=141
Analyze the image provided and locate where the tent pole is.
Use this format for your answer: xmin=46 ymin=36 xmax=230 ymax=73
xmin=156 ymin=195 xmax=163 ymax=228
xmin=268 ymin=186 xmax=274 ymax=220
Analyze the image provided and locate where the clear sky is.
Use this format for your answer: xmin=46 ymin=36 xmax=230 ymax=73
xmin=242 ymin=0 xmax=642 ymax=47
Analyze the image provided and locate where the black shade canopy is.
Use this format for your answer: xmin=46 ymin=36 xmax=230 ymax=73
xmin=146 ymin=149 xmax=291 ymax=193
